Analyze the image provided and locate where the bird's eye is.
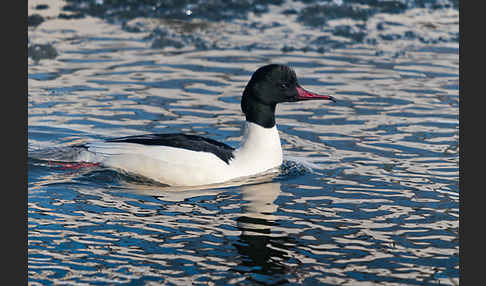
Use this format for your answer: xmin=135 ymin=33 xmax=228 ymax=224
xmin=279 ymin=82 xmax=289 ymax=89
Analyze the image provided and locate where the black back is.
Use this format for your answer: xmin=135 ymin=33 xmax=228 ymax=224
xmin=106 ymin=133 xmax=235 ymax=164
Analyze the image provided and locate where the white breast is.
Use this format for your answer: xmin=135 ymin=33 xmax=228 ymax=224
xmin=228 ymin=122 xmax=283 ymax=176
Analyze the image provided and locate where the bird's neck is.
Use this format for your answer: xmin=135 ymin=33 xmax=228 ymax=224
xmin=242 ymin=96 xmax=276 ymax=128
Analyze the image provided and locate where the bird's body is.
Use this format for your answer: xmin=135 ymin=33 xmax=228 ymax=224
xmin=76 ymin=122 xmax=282 ymax=186
xmin=54 ymin=64 xmax=335 ymax=186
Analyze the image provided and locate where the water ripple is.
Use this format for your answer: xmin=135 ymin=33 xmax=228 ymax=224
xmin=29 ymin=0 xmax=458 ymax=284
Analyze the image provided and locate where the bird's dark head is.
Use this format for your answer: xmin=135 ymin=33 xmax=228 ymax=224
xmin=241 ymin=64 xmax=336 ymax=128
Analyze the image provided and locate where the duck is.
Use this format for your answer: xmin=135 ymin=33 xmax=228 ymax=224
xmin=68 ymin=64 xmax=336 ymax=186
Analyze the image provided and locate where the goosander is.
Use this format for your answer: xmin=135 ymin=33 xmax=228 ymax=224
xmin=67 ymin=64 xmax=336 ymax=186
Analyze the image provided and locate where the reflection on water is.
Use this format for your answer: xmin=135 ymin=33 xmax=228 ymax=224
xmin=29 ymin=0 xmax=458 ymax=284
xmin=235 ymin=182 xmax=289 ymax=284
xmin=29 ymin=155 xmax=458 ymax=284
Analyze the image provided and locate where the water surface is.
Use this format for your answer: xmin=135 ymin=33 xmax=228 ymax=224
xmin=28 ymin=0 xmax=458 ymax=284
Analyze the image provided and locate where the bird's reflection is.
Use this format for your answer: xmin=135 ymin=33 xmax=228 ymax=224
xmin=233 ymin=182 xmax=296 ymax=283
xmin=65 ymin=169 xmax=298 ymax=282
xmin=237 ymin=182 xmax=280 ymax=235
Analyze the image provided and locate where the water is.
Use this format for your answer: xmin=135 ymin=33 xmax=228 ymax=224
xmin=28 ymin=0 xmax=458 ymax=284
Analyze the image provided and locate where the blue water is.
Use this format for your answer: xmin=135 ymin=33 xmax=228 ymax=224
xmin=29 ymin=0 xmax=458 ymax=284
